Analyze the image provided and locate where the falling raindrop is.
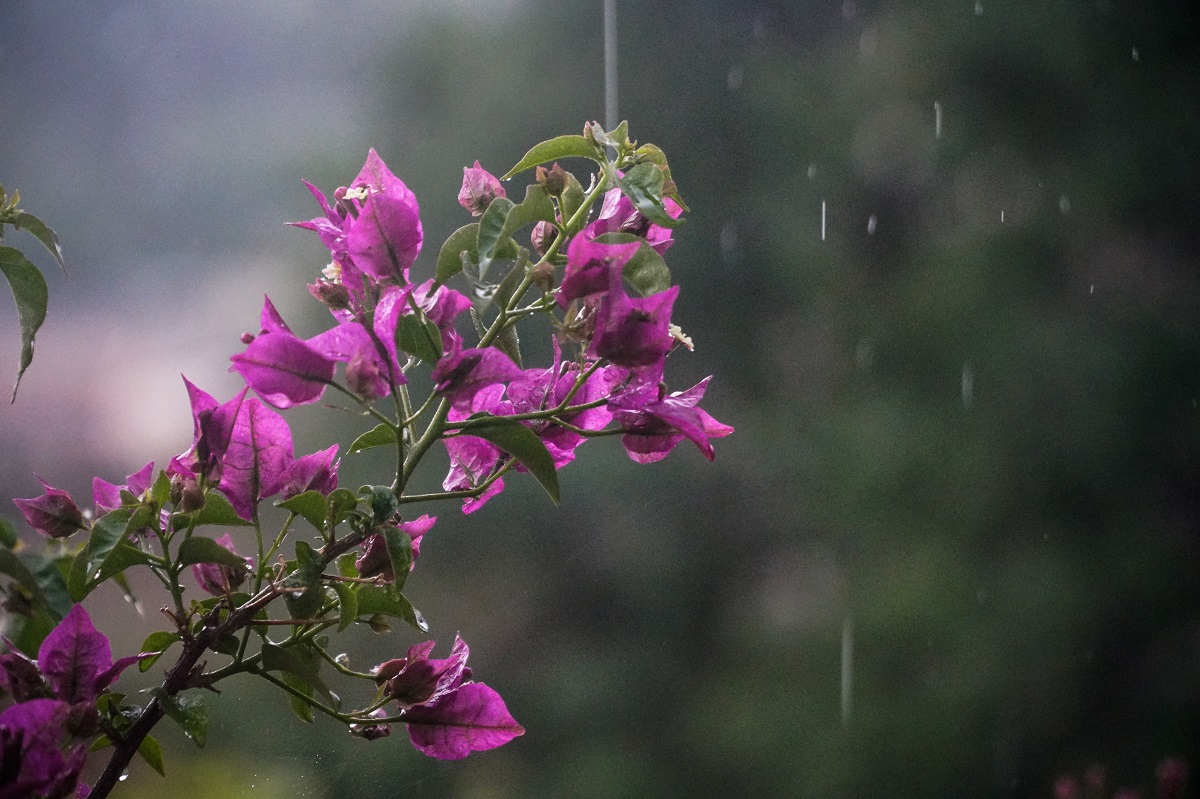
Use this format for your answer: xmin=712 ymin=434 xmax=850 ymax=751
xmin=1000 ymin=210 xmax=1006 ymax=223
xmin=1132 ymin=46 xmax=1139 ymax=61
xmin=1058 ymin=194 xmax=1071 ymax=214
xmin=855 ymin=337 xmax=874 ymax=370
xmin=974 ymin=0 xmax=984 ymax=15
xmin=934 ymin=101 xmax=943 ymax=138
xmin=752 ymin=13 xmax=766 ymax=40
xmin=719 ymin=222 xmax=738 ymax=263
xmin=726 ymin=65 xmax=743 ymax=91
xmin=961 ymin=361 xmax=974 ymax=409
xmin=1089 ymin=283 xmax=1095 ymax=294
xmin=841 ymin=615 xmax=854 ymax=726
xmin=867 ymin=214 xmax=877 ymax=234
xmin=821 ymin=200 xmax=827 ymax=241
xmin=806 ymin=163 xmax=818 ymax=180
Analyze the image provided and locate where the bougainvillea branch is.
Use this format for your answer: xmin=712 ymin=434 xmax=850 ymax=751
xmin=0 ymin=121 xmax=731 ymax=798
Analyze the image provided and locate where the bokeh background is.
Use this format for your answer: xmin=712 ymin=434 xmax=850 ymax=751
xmin=3 ymin=1 xmax=1199 ymax=797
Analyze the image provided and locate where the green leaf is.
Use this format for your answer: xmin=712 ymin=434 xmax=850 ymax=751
xmin=362 ymin=485 xmax=398 ymax=524
xmin=327 ymin=488 xmax=360 ymax=525
xmin=176 ymin=536 xmax=248 ymax=569
xmin=476 ymin=196 xmax=515 ymax=266
xmin=10 ymin=212 xmax=65 ymax=272
xmin=276 ymin=490 xmax=329 ymax=533
xmin=24 ymin=552 xmax=72 ymax=619
xmin=498 ymin=184 xmax=556 ymax=245
xmin=289 ymin=540 xmax=325 ymax=587
xmin=559 ymin=172 xmax=587 ymax=226
xmin=435 ymin=223 xmax=479 ymax=285
xmin=0 ymin=516 xmax=17 ymax=548
xmin=395 ymin=314 xmax=443 ymax=363
xmin=336 ymin=552 xmax=359 ymax=578
xmin=261 ymin=642 xmax=332 ymax=701
xmin=137 ymin=734 xmax=166 ymax=777
xmin=158 ymin=690 xmax=208 ymax=748
xmin=382 ymin=526 xmax=414 ymax=592
xmin=594 ymin=233 xmax=673 ymax=296
xmin=502 ymin=135 xmax=604 ymax=180
xmin=187 ymin=492 xmax=252 ymax=527
xmin=0 ymin=245 xmax=49 ymax=402
xmin=0 ymin=548 xmax=41 ymax=597
xmin=94 ymin=542 xmax=153 ymax=587
xmin=333 ymin=581 xmax=358 ymax=632
xmin=630 ymin=143 xmax=689 ymax=210
xmin=617 ymin=163 xmax=683 ymax=230
xmin=492 ymin=248 xmax=531 ymax=312
xmin=284 ymin=585 xmax=325 ymax=620
xmin=138 ymin=631 xmax=181 ymax=673
xmin=356 ymin=585 xmax=428 ymax=632
xmin=149 ymin=469 xmax=172 ymax=508
xmin=460 ymin=414 xmax=561 ymax=505
xmin=285 ymin=675 xmax=315 ymax=723
xmin=68 ymin=509 xmax=137 ymax=601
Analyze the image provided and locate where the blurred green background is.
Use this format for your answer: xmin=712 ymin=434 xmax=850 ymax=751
xmin=2 ymin=1 xmax=1199 ymax=796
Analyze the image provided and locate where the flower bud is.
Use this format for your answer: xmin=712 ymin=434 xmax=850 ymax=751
xmin=349 ymin=708 xmax=392 ymax=740
xmin=308 ymin=279 xmax=351 ymax=311
xmin=13 ymin=478 xmax=85 ymax=539
xmin=530 ymin=220 xmax=558 ymax=257
xmin=535 ymin=162 xmax=570 ymax=197
xmin=458 ymin=161 xmax=505 ymax=216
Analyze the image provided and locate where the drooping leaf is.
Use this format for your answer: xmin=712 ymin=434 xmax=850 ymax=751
xmin=476 ymin=197 xmax=516 ymax=266
xmin=0 ymin=245 xmax=49 ymax=402
xmin=616 ymin=163 xmax=683 ymax=230
xmin=158 ymin=690 xmax=209 ymax=747
xmin=356 ymin=585 xmax=428 ymax=632
xmin=333 ymin=581 xmax=358 ymax=632
xmin=435 ymin=223 xmax=479 ymax=285
xmin=137 ymin=733 xmax=166 ymax=777
xmin=502 ymin=135 xmax=604 ymax=180
xmin=460 ymin=414 xmax=561 ymax=505
xmin=10 ymin=212 xmax=66 ymax=271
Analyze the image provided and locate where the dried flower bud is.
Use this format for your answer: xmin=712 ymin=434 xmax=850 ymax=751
xmin=458 ymin=161 xmax=505 ymax=216
xmin=536 ymin=162 xmax=570 ymax=196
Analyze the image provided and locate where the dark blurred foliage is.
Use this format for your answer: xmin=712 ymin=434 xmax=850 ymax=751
xmin=4 ymin=1 xmax=1200 ymax=797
